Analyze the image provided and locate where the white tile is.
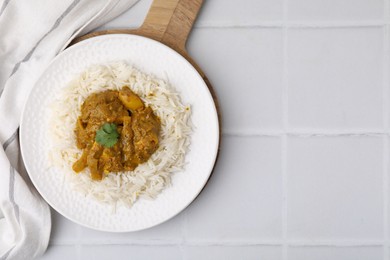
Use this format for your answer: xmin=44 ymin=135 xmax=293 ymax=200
xmin=288 ymin=28 xmax=383 ymax=130
xmin=50 ymin=209 xmax=79 ymax=245
xmin=288 ymin=0 xmax=383 ymax=21
xmin=96 ymin=0 xmax=153 ymax=30
xmin=288 ymin=246 xmax=383 ymax=260
xmin=196 ymin=0 xmax=283 ymax=26
xmin=39 ymin=245 xmax=78 ymax=260
xmin=287 ymin=136 xmax=383 ymax=240
xmin=78 ymin=212 xmax=184 ymax=243
xmin=80 ymin=245 xmax=182 ymax=260
xmin=187 ymin=28 xmax=284 ymax=132
xmin=185 ymin=246 xmax=282 ymax=260
xmin=185 ymin=136 xmax=283 ymax=241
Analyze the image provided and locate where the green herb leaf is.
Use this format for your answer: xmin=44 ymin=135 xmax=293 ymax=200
xmin=95 ymin=123 xmax=119 ymax=148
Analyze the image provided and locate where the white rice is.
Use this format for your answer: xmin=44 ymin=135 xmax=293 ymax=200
xmin=48 ymin=61 xmax=192 ymax=208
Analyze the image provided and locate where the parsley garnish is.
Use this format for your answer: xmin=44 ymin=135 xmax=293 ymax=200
xmin=95 ymin=123 xmax=119 ymax=148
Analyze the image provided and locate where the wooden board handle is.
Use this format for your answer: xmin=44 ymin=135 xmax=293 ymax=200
xmin=139 ymin=0 xmax=203 ymax=54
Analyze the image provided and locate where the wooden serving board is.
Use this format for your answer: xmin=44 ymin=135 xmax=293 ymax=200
xmin=71 ymin=0 xmax=221 ymax=187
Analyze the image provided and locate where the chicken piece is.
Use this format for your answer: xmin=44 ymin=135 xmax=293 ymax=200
xmin=75 ymin=118 xmax=88 ymax=149
xmin=100 ymin=144 xmax=123 ymax=173
xmin=120 ymin=116 xmax=137 ymax=170
xmin=132 ymin=107 xmax=160 ymax=163
xmin=87 ymin=142 xmax=104 ymax=180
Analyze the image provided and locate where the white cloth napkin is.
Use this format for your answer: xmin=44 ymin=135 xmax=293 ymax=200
xmin=0 ymin=0 xmax=138 ymax=259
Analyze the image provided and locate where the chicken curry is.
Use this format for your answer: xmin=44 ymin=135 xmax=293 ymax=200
xmin=72 ymin=86 xmax=161 ymax=180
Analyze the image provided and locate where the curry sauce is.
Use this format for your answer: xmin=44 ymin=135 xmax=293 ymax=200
xmin=72 ymin=86 xmax=161 ymax=180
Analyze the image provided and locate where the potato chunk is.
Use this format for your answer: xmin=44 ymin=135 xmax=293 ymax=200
xmin=118 ymin=86 xmax=144 ymax=111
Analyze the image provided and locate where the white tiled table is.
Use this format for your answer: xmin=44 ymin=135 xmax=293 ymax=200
xmin=41 ymin=0 xmax=390 ymax=259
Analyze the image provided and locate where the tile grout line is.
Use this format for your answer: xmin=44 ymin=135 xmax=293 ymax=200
xmin=223 ymin=130 xmax=390 ymax=137
xmin=49 ymin=239 xmax=387 ymax=247
xmin=281 ymin=135 xmax=288 ymax=259
xmin=190 ymin=20 xmax=387 ymax=29
xmin=383 ymin=0 xmax=389 ymax=131
xmin=384 ymin=135 xmax=389 ymax=260
xmin=281 ymin=0 xmax=289 ymax=258
xmin=112 ymin=20 xmax=388 ymax=32
xmin=286 ymin=240 xmax=385 ymax=247
xmin=383 ymin=1 xmax=389 ymax=258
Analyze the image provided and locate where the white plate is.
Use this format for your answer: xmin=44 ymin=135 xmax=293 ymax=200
xmin=20 ymin=34 xmax=219 ymax=232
